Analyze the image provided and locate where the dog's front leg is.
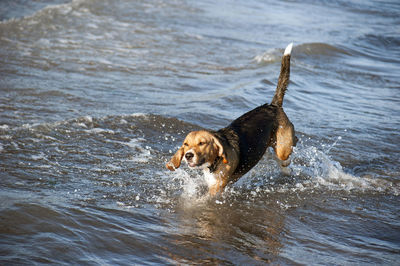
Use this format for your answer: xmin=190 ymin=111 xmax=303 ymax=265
xmin=208 ymin=175 xmax=229 ymax=196
xmin=209 ymin=183 xmax=224 ymax=196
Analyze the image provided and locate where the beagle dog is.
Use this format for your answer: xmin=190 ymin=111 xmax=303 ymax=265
xmin=166 ymin=43 xmax=297 ymax=196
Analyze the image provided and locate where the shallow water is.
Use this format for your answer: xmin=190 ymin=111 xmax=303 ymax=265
xmin=1 ymin=0 xmax=399 ymax=264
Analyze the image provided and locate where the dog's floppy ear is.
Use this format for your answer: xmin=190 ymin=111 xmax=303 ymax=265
xmin=212 ymin=136 xmax=228 ymax=164
xmin=166 ymin=146 xmax=184 ymax=171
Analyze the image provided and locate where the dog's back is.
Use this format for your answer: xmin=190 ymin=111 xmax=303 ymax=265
xmin=218 ymin=43 xmax=295 ymax=180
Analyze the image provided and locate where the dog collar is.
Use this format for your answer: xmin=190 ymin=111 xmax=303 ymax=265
xmin=208 ymin=156 xmax=223 ymax=173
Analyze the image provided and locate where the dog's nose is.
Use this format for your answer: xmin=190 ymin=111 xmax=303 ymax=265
xmin=185 ymin=152 xmax=194 ymax=161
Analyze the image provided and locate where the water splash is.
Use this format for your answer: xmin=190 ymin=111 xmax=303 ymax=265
xmin=166 ymin=136 xmax=399 ymax=206
xmin=290 ymin=142 xmax=399 ymax=196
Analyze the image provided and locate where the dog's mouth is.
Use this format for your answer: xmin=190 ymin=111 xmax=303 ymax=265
xmin=187 ymin=162 xmax=197 ymax=168
xmin=187 ymin=158 xmax=206 ymax=168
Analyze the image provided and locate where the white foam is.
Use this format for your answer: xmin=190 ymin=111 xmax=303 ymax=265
xmin=0 ymin=124 xmax=9 ymax=130
xmin=128 ymin=113 xmax=147 ymax=118
xmin=85 ymin=128 xmax=115 ymax=134
xmin=31 ymin=152 xmax=46 ymax=161
xmin=168 ymin=168 xmax=209 ymax=203
xmin=312 ymin=153 xmax=370 ymax=190
xmin=253 ymin=49 xmax=281 ymax=63
xmin=75 ymin=122 xmax=88 ymax=128
xmin=124 ymin=138 xmax=151 ymax=163
xmin=125 ymin=138 xmax=145 ymax=149
xmin=290 ymin=145 xmax=398 ymax=194
xmin=127 ymin=156 xmax=150 ymax=163
xmin=82 ymin=116 xmax=93 ymax=123
xmin=105 ymin=164 xmax=122 ymax=171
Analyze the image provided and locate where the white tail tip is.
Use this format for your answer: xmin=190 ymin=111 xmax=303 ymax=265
xmin=284 ymin=42 xmax=293 ymax=56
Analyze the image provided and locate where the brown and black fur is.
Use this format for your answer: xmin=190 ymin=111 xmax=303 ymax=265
xmin=166 ymin=43 xmax=297 ymax=195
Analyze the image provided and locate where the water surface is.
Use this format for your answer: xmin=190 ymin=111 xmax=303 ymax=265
xmin=1 ymin=0 xmax=399 ymax=264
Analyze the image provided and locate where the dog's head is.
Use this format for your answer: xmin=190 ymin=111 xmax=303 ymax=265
xmin=166 ymin=130 xmax=227 ymax=171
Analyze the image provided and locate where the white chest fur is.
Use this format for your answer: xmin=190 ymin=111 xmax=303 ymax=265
xmin=202 ymin=170 xmax=218 ymax=188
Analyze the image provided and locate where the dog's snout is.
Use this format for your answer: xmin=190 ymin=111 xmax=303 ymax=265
xmin=185 ymin=152 xmax=194 ymax=161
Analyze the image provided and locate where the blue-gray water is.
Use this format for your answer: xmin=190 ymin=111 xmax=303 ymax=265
xmin=1 ymin=0 xmax=399 ymax=264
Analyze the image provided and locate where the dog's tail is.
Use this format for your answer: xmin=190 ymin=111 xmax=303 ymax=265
xmin=271 ymin=43 xmax=293 ymax=107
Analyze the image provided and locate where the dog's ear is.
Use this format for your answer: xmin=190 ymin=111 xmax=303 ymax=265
xmin=166 ymin=146 xmax=184 ymax=171
xmin=212 ymin=136 xmax=228 ymax=164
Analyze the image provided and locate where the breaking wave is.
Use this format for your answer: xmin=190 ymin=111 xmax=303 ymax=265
xmin=253 ymin=42 xmax=351 ymax=64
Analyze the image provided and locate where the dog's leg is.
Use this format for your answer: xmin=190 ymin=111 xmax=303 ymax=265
xmin=274 ymin=108 xmax=296 ymax=168
xmin=207 ymin=172 xmax=230 ymax=196
xmin=273 ymin=152 xmax=292 ymax=175
xmin=273 ymin=116 xmax=296 ymax=176
xmin=208 ymin=185 xmax=220 ymax=196
xmin=208 ymin=181 xmax=229 ymax=196
xmin=275 ymin=124 xmax=295 ymax=161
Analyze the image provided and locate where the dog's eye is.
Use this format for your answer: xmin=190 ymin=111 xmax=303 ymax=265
xmin=183 ymin=143 xmax=189 ymax=146
xmin=198 ymin=141 xmax=205 ymax=146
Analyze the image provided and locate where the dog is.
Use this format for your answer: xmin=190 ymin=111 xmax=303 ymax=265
xmin=166 ymin=43 xmax=297 ymax=196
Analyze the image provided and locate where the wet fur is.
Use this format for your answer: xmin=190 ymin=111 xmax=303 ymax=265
xmin=166 ymin=43 xmax=297 ymax=196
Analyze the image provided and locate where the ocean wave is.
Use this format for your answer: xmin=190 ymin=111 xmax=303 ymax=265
xmin=360 ymin=34 xmax=400 ymax=50
xmin=253 ymin=42 xmax=351 ymax=64
xmin=294 ymin=42 xmax=351 ymax=58
xmin=1 ymin=113 xmax=398 ymax=212
xmin=353 ymin=34 xmax=400 ymax=62
xmin=0 ymin=0 xmax=85 ymax=25
xmin=253 ymin=47 xmax=283 ymax=64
